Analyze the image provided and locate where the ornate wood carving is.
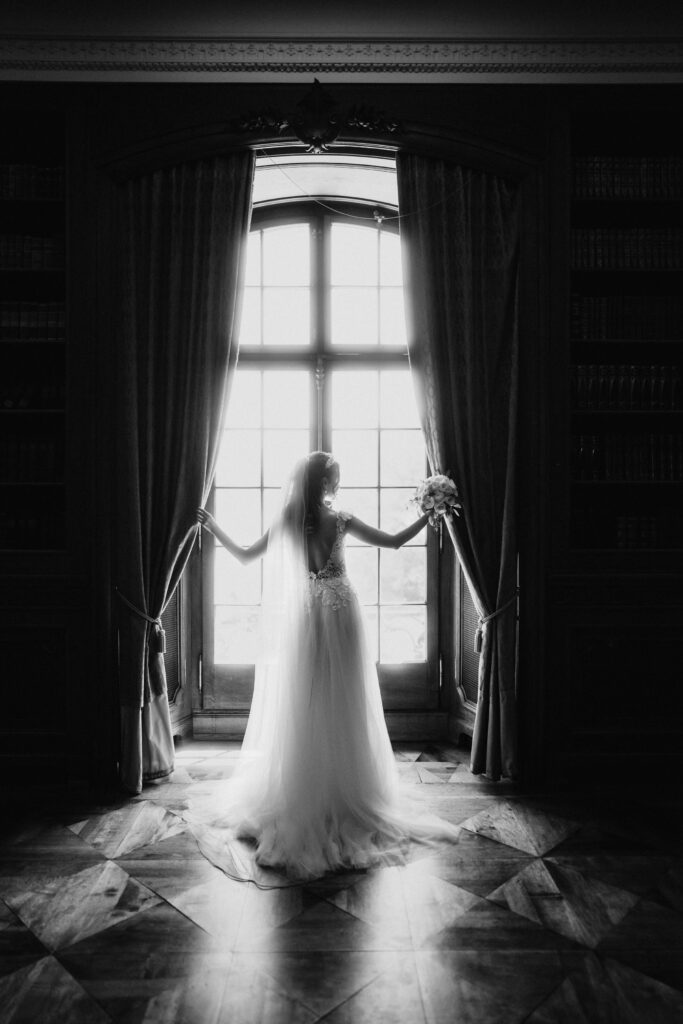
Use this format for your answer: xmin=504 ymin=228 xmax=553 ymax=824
xmin=1 ymin=37 xmax=681 ymax=80
xmin=227 ymin=79 xmax=402 ymax=151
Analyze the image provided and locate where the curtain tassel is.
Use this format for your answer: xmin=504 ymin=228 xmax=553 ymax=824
xmin=115 ymin=588 xmax=166 ymax=653
xmin=475 ymin=589 xmax=519 ymax=653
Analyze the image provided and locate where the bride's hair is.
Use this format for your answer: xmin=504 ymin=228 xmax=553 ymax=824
xmin=304 ymin=451 xmax=339 ymax=534
xmin=282 ymin=451 xmax=339 ymax=536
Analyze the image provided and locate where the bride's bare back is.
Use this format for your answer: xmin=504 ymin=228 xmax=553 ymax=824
xmin=306 ymin=507 xmax=339 ymax=573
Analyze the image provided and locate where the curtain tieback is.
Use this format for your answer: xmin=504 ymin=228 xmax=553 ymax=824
xmin=115 ymin=588 xmax=166 ymax=654
xmin=474 ymin=589 xmax=519 ymax=653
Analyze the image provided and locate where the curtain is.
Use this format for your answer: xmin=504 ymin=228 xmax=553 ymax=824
xmin=397 ymin=153 xmax=520 ymax=781
xmin=115 ymin=153 xmax=254 ymax=794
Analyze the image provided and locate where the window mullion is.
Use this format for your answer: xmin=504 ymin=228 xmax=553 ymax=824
xmin=319 ymin=215 xmax=331 ymax=451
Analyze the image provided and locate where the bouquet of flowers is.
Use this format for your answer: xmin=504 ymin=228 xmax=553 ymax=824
xmin=412 ymin=473 xmax=461 ymax=528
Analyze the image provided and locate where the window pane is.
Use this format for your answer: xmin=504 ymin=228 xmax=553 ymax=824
xmin=380 ymin=231 xmax=403 ymax=286
xmin=263 ymin=428 xmax=310 ymax=487
xmin=379 ymin=369 xmax=420 ymax=428
xmin=380 ymin=547 xmax=426 ymax=604
xmin=239 ymin=287 xmax=261 ymax=345
xmin=263 ymin=370 xmax=310 ymax=427
xmin=345 ymin=547 xmax=378 ymax=605
xmin=215 ymin=429 xmax=261 ymax=486
xmin=338 ymin=488 xmax=378 ymax=533
xmin=332 ymin=429 xmax=378 ymax=486
xmin=214 ymin=549 xmax=261 ymax=605
xmin=244 ymin=232 xmax=261 ymax=285
xmin=331 ymin=288 xmax=378 ymax=346
xmin=225 ymin=369 xmax=261 ymax=429
xmin=380 ymin=429 xmax=425 ymax=486
xmin=362 ymin=605 xmax=379 ymax=663
xmin=263 ymin=288 xmax=310 ymax=346
xmin=215 ymin=606 xmax=261 ymax=664
xmin=380 ymin=488 xmax=423 ymax=541
xmin=380 ymin=606 xmax=426 ymax=663
xmin=330 ymin=370 xmax=378 ymax=428
xmin=215 ymin=488 xmax=262 ymax=540
xmin=262 ymin=224 xmax=309 ymax=285
xmin=331 ymin=223 xmax=378 ymax=285
xmin=380 ymin=288 xmax=407 ymax=347
xmin=263 ymin=487 xmax=282 ymax=529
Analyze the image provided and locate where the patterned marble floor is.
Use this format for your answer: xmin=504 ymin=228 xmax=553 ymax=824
xmin=1 ymin=740 xmax=683 ymax=1023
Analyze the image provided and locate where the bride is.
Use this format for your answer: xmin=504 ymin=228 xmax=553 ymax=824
xmin=194 ymin=450 xmax=457 ymax=881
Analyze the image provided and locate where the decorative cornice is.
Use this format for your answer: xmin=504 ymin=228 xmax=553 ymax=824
xmin=1 ymin=36 xmax=682 ymax=81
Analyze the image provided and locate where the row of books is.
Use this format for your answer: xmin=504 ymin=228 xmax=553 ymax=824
xmin=0 ymin=234 xmax=65 ymax=270
xmin=571 ymin=364 xmax=682 ymax=410
xmin=1 ymin=379 xmax=66 ymax=409
xmin=0 ymin=301 xmax=66 ymax=341
xmin=572 ymin=433 xmax=683 ymax=482
xmin=0 ymin=510 xmax=64 ymax=550
xmin=0 ymin=437 xmax=64 ymax=481
xmin=570 ymin=294 xmax=683 ymax=340
xmin=573 ymin=156 xmax=683 ymax=200
xmin=0 ymin=164 xmax=64 ymax=200
xmin=615 ymin=515 xmax=681 ymax=550
xmin=571 ymin=229 xmax=682 ymax=271
xmin=571 ymin=510 xmax=683 ymax=550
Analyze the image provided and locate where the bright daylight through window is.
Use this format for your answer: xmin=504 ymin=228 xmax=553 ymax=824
xmin=208 ymin=155 xmax=430 ymax=681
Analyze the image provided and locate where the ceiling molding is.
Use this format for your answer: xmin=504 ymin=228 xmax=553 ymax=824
xmin=1 ymin=35 xmax=683 ymax=82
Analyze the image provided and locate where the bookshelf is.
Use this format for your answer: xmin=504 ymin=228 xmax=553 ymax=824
xmin=0 ymin=113 xmax=67 ymax=551
xmin=569 ymin=125 xmax=683 ymax=560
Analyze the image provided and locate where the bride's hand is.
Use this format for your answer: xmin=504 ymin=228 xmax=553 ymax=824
xmin=196 ymin=507 xmax=216 ymax=532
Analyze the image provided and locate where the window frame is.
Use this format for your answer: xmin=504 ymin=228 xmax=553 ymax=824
xmin=202 ymin=201 xmax=441 ymax=713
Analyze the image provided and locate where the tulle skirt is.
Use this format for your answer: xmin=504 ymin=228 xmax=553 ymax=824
xmin=185 ymin=583 xmax=458 ymax=881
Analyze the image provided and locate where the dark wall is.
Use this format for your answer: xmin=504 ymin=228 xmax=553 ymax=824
xmin=2 ymin=79 xmax=681 ymax=791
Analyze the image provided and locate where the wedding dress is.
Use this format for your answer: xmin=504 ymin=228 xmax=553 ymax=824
xmin=186 ymin=462 xmax=458 ymax=882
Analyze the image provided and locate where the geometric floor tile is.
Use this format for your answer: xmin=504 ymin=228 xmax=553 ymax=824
xmin=0 ymin=825 xmax=106 ymax=894
xmin=57 ymin=901 xmax=223 ymax=984
xmin=68 ymin=800 xmax=186 ymax=859
xmin=0 ymin=955 xmax=113 ymax=1024
xmin=548 ymin=821 xmax=667 ymax=860
xmin=4 ymin=860 xmax=161 ymax=952
xmin=0 ymin=899 xmax=47 ymax=978
xmin=410 ymin=829 xmax=535 ymax=897
xmin=241 ymin=900 xmax=405 ymax=954
xmin=244 ymin=950 xmax=397 ymax=1019
xmin=597 ymin=896 xmax=683 ymax=992
xmin=58 ymin=906 xmax=316 ymax=1024
xmin=114 ymin=828 xmax=220 ymax=899
xmin=322 ymin=951 xmax=427 ymax=1024
xmin=400 ymin=862 xmax=481 ymax=947
xmin=73 ymin=950 xmax=316 ymax=1024
xmin=489 ymin=859 xmax=640 ymax=949
xmin=399 ymin=791 xmax=502 ymax=830
xmin=415 ymin=764 xmax=460 ymax=784
xmin=394 ymin=750 xmax=423 ymax=763
xmin=460 ymin=801 xmax=581 ymax=856
xmin=4 ymin=739 xmax=683 ymax=1024
xmin=414 ymin=949 xmax=566 ymax=1024
xmin=547 ymin=852 xmax=674 ymax=903
xmin=421 ymin=895 xmax=582 ymax=952
xmin=168 ymin=871 xmax=312 ymax=950
xmin=327 ymin=866 xmax=413 ymax=949
xmin=139 ymin=956 xmax=318 ymax=1024
xmin=525 ymin=952 xmax=683 ymax=1024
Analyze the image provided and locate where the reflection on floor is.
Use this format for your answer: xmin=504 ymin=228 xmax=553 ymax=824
xmin=1 ymin=740 xmax=683 ymax=1023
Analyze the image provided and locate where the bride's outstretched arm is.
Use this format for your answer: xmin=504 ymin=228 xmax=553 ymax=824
xmin=196 ymin=508 xmax=269 ymax=564
xmin=346 ymin=512 xmax=431 ymax=549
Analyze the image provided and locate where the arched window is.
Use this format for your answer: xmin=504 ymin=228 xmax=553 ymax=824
xmin=201 ymin=158 xmax=440 ymax=720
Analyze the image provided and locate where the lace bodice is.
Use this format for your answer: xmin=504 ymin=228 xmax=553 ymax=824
xmin=307 ymin=511 xmax=354 ymax=610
